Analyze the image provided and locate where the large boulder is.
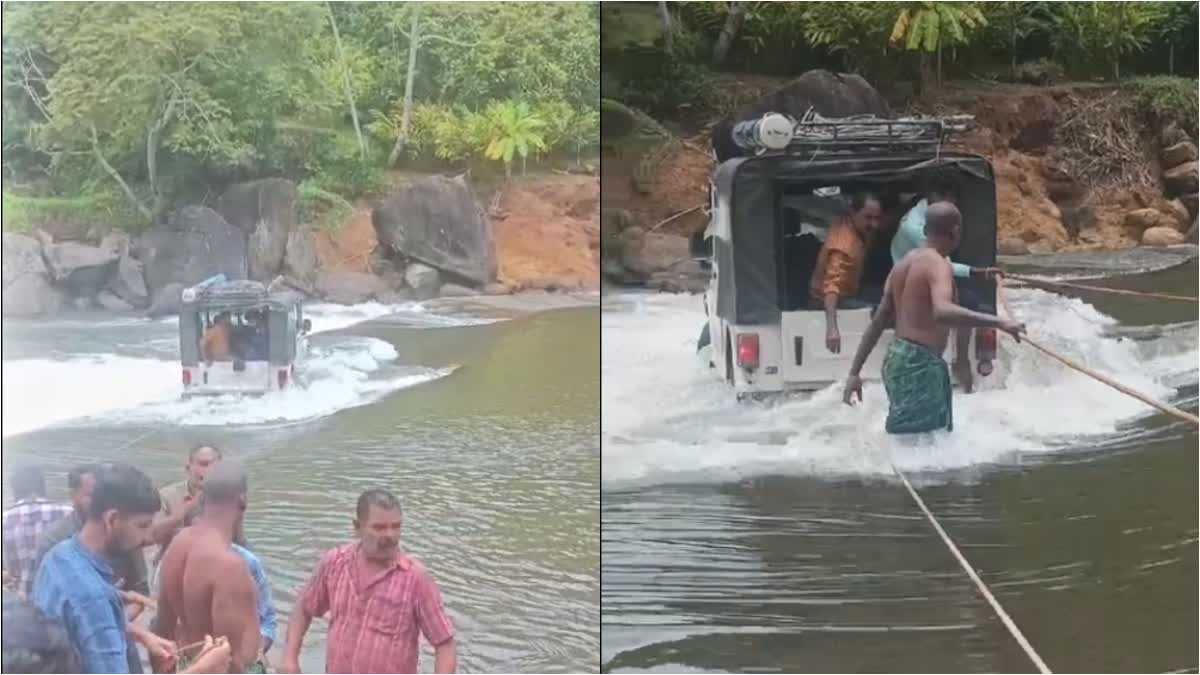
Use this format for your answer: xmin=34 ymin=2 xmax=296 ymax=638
xmin=1141 ymin=226 xmax=1185 ymax=247
xmin=1182 ymin=193 xmax=1199 ymax=219
xmin=2 ymin=233 xmax=48 ymax=290
xmin=136 ymin=206 xmax=248 ymax=299
xmin=1164 ymin=199 xmax=1192 ymax=230
xmin=218 ymin=179 xmax=297 ymax=281
xmin=282 ymin=226 xmax=318 ymax=291
xmin=998 ymin=238 xmax=1030 ymax=256
xmin=1187 ymin=218 xmax=1198 ymax=244
xmin=107 ymin=253 xmax=150 ymax=309
xmin=1162 ymin=141 xmax=1198 ymax=169
xmin=619 ymin=230 xmax=689 ymax=279
xmin=42 ymin=242 xmax=119 ymax=298
xmin=710 ymin=70 xmax=891 ymax=162
xmin=99 ymin=232 xmax=131 ymax=257
xmin=314 ymin=270 xmax=390 ymax=305
xmin=96 ymin=290 xmax=134 ymax=312
xmin=647 ymin=262 xmax=708 ymax=294
xmin=404 ymin=262 xmax=441 ymax=300
xmin=1161 ymin=122 xmax=1191 ymax=148
xmin=2 ymin=274 xmax=64 ymax=317
xmin=146 ymin=282 xmax=185 ymax=319
xmin=1163 ymin=161 xmax=1199 ymax=197
xmin=371 ymin=175 xmax=497 ymax=287
xmin=1123 ymin=208 xmax=1176 ymax=232
xmin=438 ymin=283 xmax=477 ymax=298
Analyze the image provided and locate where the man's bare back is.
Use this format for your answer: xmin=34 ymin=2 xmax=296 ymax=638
xmin=887 ymin=248 xmax=954 ymax=354
xmin=158 ymin=526 xmax=260 ymax=671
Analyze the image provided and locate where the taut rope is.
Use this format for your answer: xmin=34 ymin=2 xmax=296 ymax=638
xmin=1005 ymin=273 xmax=1198 ymax=303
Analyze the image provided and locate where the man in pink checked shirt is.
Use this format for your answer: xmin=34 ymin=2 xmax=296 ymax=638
xmin=280 ymin=489 xmax=457 ymax=674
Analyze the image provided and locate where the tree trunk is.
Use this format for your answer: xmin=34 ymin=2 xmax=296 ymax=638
xmin=657 ymin=0 xmax=673 ymax=53
xmin=145 ymin=91 xmax=179 ymax=222
xmin=1010 ymin=28 xmax=1017 ymax=80
xmin=1169 ymin=42 xmax=1174 ymax=75
xmin=91 ymin=124 xmax=153 ymax=223
xmin=712 ymin=1 xmax=748 ymax=64
xmin=327 ymin=2 xmax=366 ymax=161
xmin=388 ymin=8 xmax=422 ymax=167
xmin=1113 ymin=58 xmax=1120 ymax=81
xmin=936 ymin=41 xmax=943 ymax=88
xmin=915 ymin=51 xmax=929 ymax=96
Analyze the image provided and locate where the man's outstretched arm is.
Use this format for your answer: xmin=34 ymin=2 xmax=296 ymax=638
xmin=843 ymin=275 xmax=896 ymax=405
xmin=930 ymin=261 xmax=1021 ymax=335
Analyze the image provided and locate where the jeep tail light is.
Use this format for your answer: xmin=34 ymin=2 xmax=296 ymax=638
xmin=736 ymin=333 xmax=760 ymax=369
xmin=278 ymin=368 xmax=288 ymax=389
xmin=182 ymin=369 xmax=191 ymax=386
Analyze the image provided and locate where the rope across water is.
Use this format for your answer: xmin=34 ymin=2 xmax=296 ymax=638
xmin=1005 ymin=273 xmax=1198 ymax=304
xmin=997 ymin=278 xmax=1199 ymax=427
xmin=888 ymin=271 xmax=1198 ymax=675
xmin=890 ymin=464 xmax=1053 ymax=674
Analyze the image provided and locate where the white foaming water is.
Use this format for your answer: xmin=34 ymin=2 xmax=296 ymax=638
xmin=601 ymin=290 xmax=1197 ymax=487
xmin=1 ymin=302 xmax=465 ymax=437
xmin=1 ymin=356 xmax=178 ymax=437
xmin=305 ymin=302 xmax=409 ymax=334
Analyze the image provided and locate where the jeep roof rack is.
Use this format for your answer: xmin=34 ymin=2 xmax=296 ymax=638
xmin=731 ymin=109 xmax=976 ymax=157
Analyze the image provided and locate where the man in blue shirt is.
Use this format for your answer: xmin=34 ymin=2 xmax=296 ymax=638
xmin=231 ymin=543 xmax=277 ymax=661
xmin=34 ymin=463 xmax=160 ymax=674
xmin=33 ymin=463 xmax=229 ymax=674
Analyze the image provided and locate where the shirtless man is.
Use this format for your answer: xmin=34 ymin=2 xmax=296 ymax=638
xmin=842 ymin=202 xmax=1025 ymax=433
xmin=155 ymin=461 xmax=260 ymax=673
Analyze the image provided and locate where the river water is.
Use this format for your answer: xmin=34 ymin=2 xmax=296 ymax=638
xmin=1 ymin=296 xmax=600 ymax=673
xmin=602 ymin=261 xmax=1198 ymax=673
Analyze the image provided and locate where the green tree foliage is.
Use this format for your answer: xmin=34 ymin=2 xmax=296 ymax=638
xmin=889 ymin=2 xmax=988 ymax=89
xmin=1155 ymin=2 xmax=1199 ymax=75
xmin=980 ymin=2 xmax=1052 ymax=78
xmin=1 ymin=1 xmax=600 ymax=232
xmin=483 ymin=101 xmax=546 ymax=179
xmin=799 ymin=2 xmax=895 ymax=72
xmin=1050 ymin=2 xmax=1169 ymax=79
xmin=608 ymin=1 xmax=1194 ymax=115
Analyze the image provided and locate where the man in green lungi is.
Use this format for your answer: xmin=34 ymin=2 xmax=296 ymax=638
xmin=841 ymin=202 xmax=1025 ymax=433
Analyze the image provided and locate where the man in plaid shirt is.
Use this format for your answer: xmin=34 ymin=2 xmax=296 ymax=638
xmin=2 ymin=464 xmax=72 ymax=598
xmin=280 ymin=489 xmax=457 ymax=674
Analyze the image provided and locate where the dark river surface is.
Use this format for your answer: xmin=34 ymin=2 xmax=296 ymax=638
xmin=601 ymin=260 xmax=1197 ymax=673
xmin=2 ymin=296 xmax=600 ymax=673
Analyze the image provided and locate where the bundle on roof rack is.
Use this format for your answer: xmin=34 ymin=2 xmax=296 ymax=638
xmin=730 ymin=109 xmax=976 ymax=155
xmin=792 ymin=109 xmax=975 ymax=148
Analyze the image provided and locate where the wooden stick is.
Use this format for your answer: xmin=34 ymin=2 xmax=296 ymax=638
xmin=1006 ymin=273 xmax=1198 ymax=303
xmin=998 ymin=279 xmax=1199 ymax=427
xmin=1018 ymin=334 xmax=1198 ymax=426
xmin=647 ymin=204 xmax=704 ymax=234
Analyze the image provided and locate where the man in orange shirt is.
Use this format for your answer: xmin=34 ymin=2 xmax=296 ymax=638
xmin=200 ymin=312 xmax=232 ymax=364
xmin=809 ymin=192 xmax=883 ymax=353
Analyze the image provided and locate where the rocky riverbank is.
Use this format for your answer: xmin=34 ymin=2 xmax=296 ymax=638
xmin=2 ymin=172 xmax=601 ymax=319
xmin=599 ymin=70 xmax=1199 ymax=294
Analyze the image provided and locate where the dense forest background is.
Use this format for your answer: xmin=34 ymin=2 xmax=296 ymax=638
xmin=602 ymin=1 xmax=1198 ymax=129
xmin=1 ymin=1 xmax=600 ymax=235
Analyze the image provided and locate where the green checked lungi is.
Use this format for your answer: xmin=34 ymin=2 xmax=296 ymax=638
xmin=882 ymin=337 xmax=953 ymax=434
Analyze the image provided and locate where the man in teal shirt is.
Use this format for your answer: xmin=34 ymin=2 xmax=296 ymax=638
xmin=892 ymin=179 xmax=1002 ymax=386
xmin=891 ymin=181 xmax=998 ymax=282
